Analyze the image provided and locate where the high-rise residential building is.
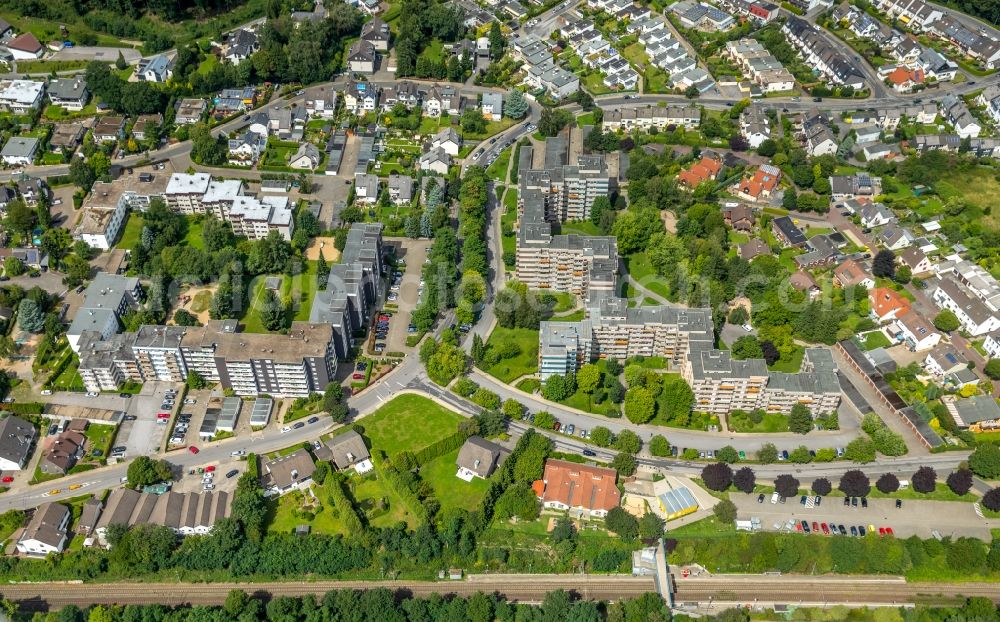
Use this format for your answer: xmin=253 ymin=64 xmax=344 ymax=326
xmin=78 ymin=320 xmax=338 ymax=397
xmin=683 ymin=347 xmax=841 ymax=415
xmin=311 ymin=222 xmax=384 ymax=358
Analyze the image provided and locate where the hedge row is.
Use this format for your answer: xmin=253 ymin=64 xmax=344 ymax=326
xmin=4 ymin=402 xmax=45 ymax=415
xmin=372 ymin=451 xmax=429 ymax=524
xmin=327 ymin=474 xmax=366 ymax=534
xmin=413 ymin=430 xmax=468 ymax=466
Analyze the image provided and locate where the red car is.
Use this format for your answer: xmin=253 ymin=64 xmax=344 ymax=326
xmin=878 ymin=527 xmax=886 ymax=535
xmin=812 ymin=522 xmax=819 ymax=532
xmin=820 ymin=523 xmax=830 ymax=535
xmin=1 ymin=476 xmax=13 ymax=483
xmin=205 ymin=465 xmax=216 ymax=472
xmin=157 ymin=412 xmax=170 ymax=419
xmin=352 ymin=373 xmax=364 ymax=380
xmin=553 ymin=422 xmax=561 ymax=431
xmin=795 ymin=522 xmax=803 ymax=531
xmin=189 ymin=446 xmax=199 ymax=454
xmin=885 ymin=527 xmax=894 ymax=536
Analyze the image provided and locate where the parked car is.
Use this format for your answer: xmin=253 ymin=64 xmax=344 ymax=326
xmin=293 ymin=421 xmax=305 ymax=429
xmin=86 ymin=392 xmax=99 ymax=397
xmin=226 ymin=469 xmax=239 ymax=478
xmin=307 ymin=416 xmax=319 ymax=424
xmin=582 ymin=449 xmax=596 ymax=457
xmin=231 ymin=449 xmax=246 ymax=457
xmin=189 ymin=446 xmax=199 ymax=454
xmin=757 ymin=493 xmax=765 ymax=503
xmin=895 ymin=499 xmax=902 ymax=509
xmin=1 ymin=476 xmax=13 ymax=483
xmin=280 ymin=426 xmax=292 ymax=433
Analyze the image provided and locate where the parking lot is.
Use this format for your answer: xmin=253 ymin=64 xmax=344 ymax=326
xmin=115 ymin=382 xmax=180 ymax=459
xmin=172 ymin=456 xmax=246 ymax=494
xmin=383 ymin=238 xmax=431 ymax=354
xmin=732 ymin=492 xmax=995 ymax=541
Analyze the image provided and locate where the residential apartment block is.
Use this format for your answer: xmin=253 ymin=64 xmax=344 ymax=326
xmin=164 ymin=173 xmax=294 ymax=240
xmin=683 ymin=347 xmax=841 ymax=415
xmin=78 ymin=319 xmax=338 ymax=397
xmin=539 ymin=299 xmax=715 ymax=379
xmin=311 ymin=222 xmax=384 ymax=359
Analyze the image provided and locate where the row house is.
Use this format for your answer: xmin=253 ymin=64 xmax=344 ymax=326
xmin=602 ymin=105 xmax=701 ymax=131
xmin=783 ymin=17 xmax=866 ymax=89
xmin=941 ymin=94 xmax=981 ymax=139
xmin=724 ymin=39 xmax=794 ymax=93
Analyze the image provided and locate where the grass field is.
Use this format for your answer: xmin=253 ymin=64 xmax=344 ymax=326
xmin=241 ymin=275 xmax=285 ymax=334
xmin=360 ymin=394 xmax=463 ymax=456
xmin=115 ymin=213 xmax=143 ymax=250
xmin=861 ymin=331 xmax=892 ymax=351
xmin=728 ymin=410 xmax=789 ymax=433
xmin=50 ymin=357 xmax=85 ymax=392
xmin=351 ymin=473 xmax=416 ymax=528
xmin=623 ymin=252 xmax=670 ymax=299
xmin=420 ymin=447 xmax=490 ymax=513
xmin=768 ymin=346 xmax=804 ymax=373
xmin=936 ymin=166 xmax=1000 ymax=232
xmin=190 ymin=291 xmax=213 ymax=314
xmin=487 ymin=148 xmax=512 ymax=182
xmin=483 ymin=326 xmax=539 ymax=383
xmin=83 ymin=424 xmax=117 ymax=460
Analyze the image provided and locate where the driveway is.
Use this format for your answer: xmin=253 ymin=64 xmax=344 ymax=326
xmin=383 ymin=238 xmax=432 ymax=354
xmin=731 ymin=492 xmax=998 ymax=541
xmin=49 ymin=47 xmax=141 ymax=64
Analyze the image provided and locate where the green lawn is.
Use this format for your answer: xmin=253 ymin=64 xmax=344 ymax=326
xmin=288 ymin=260 xmax=319 ymax=321
xmin=420 ymin=447 xmax=490 ymax=513
xmin=861 ymin=331 xmax=892 ymax=351
xmin=768 ymin=346 xmax=804 ymax=373
xmin=115 ymin=212 xmax=143 ymax=250
xmin=483 ymin=326 xmax=539 ymax=383
xmin=351 ymin=473 xmax=417 ymax=528
xmin=868 ymin=483 xmax=977 ymax=503
xmin=561 ymin=221 xmax=603 ymax=236
xmin=464 ymin=118 xmax=517 ymax=142
xmin=49 ymin=357 xmax=85 ymax=392
xmin=182 ymin=223 xmax=206 ymax=250
xmin=936 ymin=166 xmax=1000 ymax=233
xmin=576 ymin=112 xmax=596 ymax=127
xmin=543 ymin=291 xmax=577 ymax=313
xmin=83 ymin=424 xmax=117 ymax=460
xmin=241 ymin=274 xmax=286 ymax=334
xmin=728 ymin=410 xmax=789 ymax=433
xmin=268 ymin=486 xmax=348 ymax=536
xmin=190 ymin=290 xmax=213 ymax=314
xmin=487 ymin=148 xmax=512 ymax=182
xmin=501 ymin=188 xmax=518 ymax=270
xmin=623 ymin=252 xmax=670 ymax=299
xmin=360 ymin=394 xmax=463 ymax=456
xmin=559 ymin=390 xmax=620 ymax=417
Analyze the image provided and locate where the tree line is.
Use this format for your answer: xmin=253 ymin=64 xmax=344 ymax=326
xmin=24 ymin=588 xmax=669 ymax=622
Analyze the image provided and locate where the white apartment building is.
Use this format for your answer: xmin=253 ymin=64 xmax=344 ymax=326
xmin=73 ymin=181 xmax=130 ymax=250
xmin=683 ymin=347 xmax=841 ymax=415
xmin=0 ymin=80 xmax=45 ymax=113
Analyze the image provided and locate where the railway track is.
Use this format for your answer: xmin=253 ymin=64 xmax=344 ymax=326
xmin=674 ymin=579 xmax=1000 ymax=605
xmin=0 ymin=576 xmax=658 ymax=610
